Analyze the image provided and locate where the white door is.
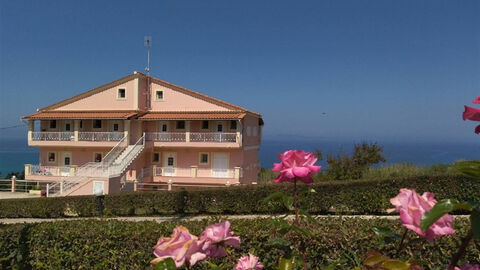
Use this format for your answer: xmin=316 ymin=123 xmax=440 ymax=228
xmin=213 ymin=153 xmax=228 ymax=178
xmin=157 ymin=121 xmax=170 ymax=141
xmin=163 ymin=153 xmax=176 ymax=176
xmin=93 ymin=181 xmax=105 ymax=195
xmin=61 ymin=152 xmax=72 ymax=176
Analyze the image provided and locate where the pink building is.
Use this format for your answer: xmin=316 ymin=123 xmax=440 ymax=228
xmin=22 ymin=72 xmax=263 ymax=196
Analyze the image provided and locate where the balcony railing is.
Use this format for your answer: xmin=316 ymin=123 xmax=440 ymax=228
xmin=78 ymin=132 xmax=124 ymax=141
xmin=28 ymin=165 xmax=73 ymax=177
xmin=32 ymin=132 xmax=74 ymax=141
xmin=141 ymin=166 xmax=234 ymax=178
xmin=190 ymin=132 xmax=236 ymax=142
xmin=146 ymin=132 xmax=237 ymax=143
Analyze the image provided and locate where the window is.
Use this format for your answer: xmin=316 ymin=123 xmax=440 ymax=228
xmin=246 ymin=126 xmax=251 ymax=136
xmin=49 ymin=120 xmax=56 ymax=129
xmin=80 ymin=120 xmax=83 ymax=129
xmin=113 ymin=123 xmax=119 ymax=131
xmin=202 ymin=120 xmax=209 ymax=129
xmin=64 ymin=157 xmax=71 ymax=166
xmin=167 ymin=157 xmax=174 ymax=166
xmin=94 ymin=153 xmax=103 ymax=163
xmin=199 ymin=153 xmax=209 ymax=164
xmin=230 ymin=120 xmax=237 ymax=130
xmin=152 ymin=153 xmax=160 ymax=163
xmin=65 ymin=123 xmax=71 ymax=131
xmin=47 ymin=152 xmax=56 ymax=163
xmin=217 ymin=124 xmax=223 ymax=132
xmin=253 ymin=127 xmax=258 ymax=136
xmin=93 ymin=120 xmax=102 ymax=129
xmin=161 ymin=124 xmax=167 ymax=132
xmin=155 ymin=90 xmax=164 ymax=100
xmin=118 ymin=88 xmax=126 ymax=99
xmin=176 ymin=120 xmax=185 ymax=130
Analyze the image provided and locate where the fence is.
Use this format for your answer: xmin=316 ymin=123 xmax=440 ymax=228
xmin=0 ymin=177 xmax=41 ymax=193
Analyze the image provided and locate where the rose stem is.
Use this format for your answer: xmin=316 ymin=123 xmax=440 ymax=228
xmin=448 ymin=229 xmax=473 ymax=270
xmin=293 ymin=178 xmax=307 ymax=270
xmin=397 ymin=228 xmax=408 ymax=252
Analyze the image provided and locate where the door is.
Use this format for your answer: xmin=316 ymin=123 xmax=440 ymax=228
xmin=163 ymin=153 xmax=176 ymax=176
xmin=215 ymin=122 xmax=224 ymax=142
xmin=212 ymin=153 xmax=228 ymax=178
xmin=157 ymin=121 xmax=169 ymax=141
xmin=61 ymin=152 xmax=72 ymax=176
xmin=93 ymin=181 xmax=105 ymax=195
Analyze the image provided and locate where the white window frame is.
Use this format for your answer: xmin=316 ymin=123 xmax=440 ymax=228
xmin=117 ymin=88 xmax=126 ymax=99
xmin=155 ymin=90 xmax=164 ymax=101
xmin=199 ymin=152 xmax=209 ymax=165
xmin=47 ymin=152 xmax=57 ymax=163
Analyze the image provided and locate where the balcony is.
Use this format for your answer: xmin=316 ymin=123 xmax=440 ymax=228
xmin=29 ymin=132 xmax=124 ymax=147
xmin=140 ymin=166 xmax=241 ymax=186
xmin=24 ymin=164 xmax=76 ymax=181
xmin=145 ymin=132 xmax=240 ymax=148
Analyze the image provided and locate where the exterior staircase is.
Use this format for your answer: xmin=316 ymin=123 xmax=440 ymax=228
xmin=46 ymin=134 xmax=146 ymax=197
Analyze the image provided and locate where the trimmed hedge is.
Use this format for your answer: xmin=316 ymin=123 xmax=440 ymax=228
xmin=0 ymin=175 xmax=479 ymax=218
xmin=1 ymin=218 xmax=478 ymax=269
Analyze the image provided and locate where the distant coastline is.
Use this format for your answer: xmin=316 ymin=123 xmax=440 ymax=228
xmin=0 ymin=137 xmax=478 ymax=177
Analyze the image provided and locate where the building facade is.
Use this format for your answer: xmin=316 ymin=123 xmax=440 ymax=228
xmin=22 ymin=72 xmax=263 ymax=196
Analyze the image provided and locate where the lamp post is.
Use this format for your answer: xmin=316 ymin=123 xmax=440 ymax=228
xmin=95 ymin=189 xmax=105 ymax=218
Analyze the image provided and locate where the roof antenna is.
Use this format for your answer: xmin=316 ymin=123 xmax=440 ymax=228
xmin=144 ymin=36 xmax=152 ymax=75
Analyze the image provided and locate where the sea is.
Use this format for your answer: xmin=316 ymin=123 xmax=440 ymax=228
xmin=0 ymin=137 xmax=478 ymax=177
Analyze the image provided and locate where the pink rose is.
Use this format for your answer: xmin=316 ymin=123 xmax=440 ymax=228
xmin=473 ymin=96 xmax=480 ymax=104
xmin=151 ymin=226 xmax=206 ymax=267
xmin=463 ymin=105 xmax=480 ymax=121
xmin=390 ymin=189 xmax=455 ymax=242
xmin=235 ymin=254 xmax=264 ymax=270
xmin=199 ymin=221 xmax=241 ymax=257
xmin=454 ymin=264 xmax=480 ymax=270
xmin=272 ymin=150 xmax=322 ymax=184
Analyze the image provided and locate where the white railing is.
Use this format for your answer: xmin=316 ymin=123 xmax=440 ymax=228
xmin=140 ymin=166 xmax=233 ymax=178
xmin=32 ymin=132 xmax=74 ymax=141
xmin=146 ymin=132 xmax=186 ymax=142
xmin=78 ymin=132 xmax=124 ymax=141
xmin=190 ymin=132 xmax=237 ymax=142
xmin=29 ymin=165 xmax=72 ymax=176
xmin=102 ymin=135 xmax=128 ymax=166
xmin=108 ymin=134 xmax=145 ymax=176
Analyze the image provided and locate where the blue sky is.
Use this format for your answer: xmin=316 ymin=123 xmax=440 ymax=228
xmin=1 ymin=0 xmax=479 ymax=143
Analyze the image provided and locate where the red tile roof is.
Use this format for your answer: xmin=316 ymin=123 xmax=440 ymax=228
xmin=22 ymin=111 xmax=139 ymax=119
xmin=138 ymin=111 xmax=247 ymax=120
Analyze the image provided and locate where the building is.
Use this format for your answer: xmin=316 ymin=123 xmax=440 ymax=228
xmin=21 ymin=72 xmax=263 ymax=196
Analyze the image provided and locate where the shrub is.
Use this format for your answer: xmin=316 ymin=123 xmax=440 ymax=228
xmin=0 ymin=218 xmax=478 ymax=269
xmin=0 ymin=175 xmax=478 ymax=218
xmin=326 ymin=142 xmax=386 ymax=180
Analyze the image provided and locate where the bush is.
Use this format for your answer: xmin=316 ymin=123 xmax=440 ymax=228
xmin=0 ymin=175 xmax=478 ymax=218
xmin=0 ymin=218 xmax=478 ymax=269
xmin=326 ymin=142 xmax=386 ymax=180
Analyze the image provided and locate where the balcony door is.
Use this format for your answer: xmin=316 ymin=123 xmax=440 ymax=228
xmin=63 ymin=120 xmax=72 ymax=131
xmin=212 ymin=153 xmax=228 ymax=178
xmin=163 ymin=152 xmax=176 ymax=176
xmin=61 ymin=152 xmax=72 ymax=176
xmin=215 ymin=122 xmax=226 ymax=142
xmin=157 ymin=121 xmax=170 ymax=141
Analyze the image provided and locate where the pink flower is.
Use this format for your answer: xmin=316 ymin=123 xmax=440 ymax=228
xmin=151 ymin=226 xmax=206 ymax=267
xmin=473 ymin=96 xmax=480 ymax=104
xmin=235 ymin=254 xmax=264 ymax=270
xmin=272 ymin=150 xmax=322 ymax=184
xmin=390 ymin=189 xmax=455 ymax=242
xmin=199 ymin=221 xmax=241 ymax=257
xmin=455 ymin=264 xmax=480 ymax=270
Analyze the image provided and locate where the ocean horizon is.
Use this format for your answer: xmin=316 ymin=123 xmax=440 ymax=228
xmin=0 ymin=137 xmax=478 ymax=178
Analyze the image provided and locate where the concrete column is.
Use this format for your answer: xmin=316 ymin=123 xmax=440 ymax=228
xmin=234 ymin=167 xmax=241 ymax=180
xmin=11 ymin=175 xmax=16 ymax=192
xmin=133 ymin=180 xmax=138 ymax=192
xmin=60 ymin=181 xmax=64 ymax=194
xmin=185 ymin=121 xmax=190 ymax=142
xmin=74 ymin=120 xmax=80 ymax=141
xmin=167 ymin=179 xmax=172 ymax=191
xmin=70 ymin=165 xmax=77 ymax=176
xmin=124 ymin=120 xmax=130 ymax=142
xmin=28 ymin=120 xmax=34 ymax=141
xmin=24 ymin=164 xmax=32 ymax=176
xmin=237 ymin=120 xmax=242 ymax=146
xmin=190 ymin=166 xmax=198 ymax=178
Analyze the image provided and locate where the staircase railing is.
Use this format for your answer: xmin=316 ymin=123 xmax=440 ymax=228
xmin=109 ymin=133 xmax=145 ymax=176
xmin=102 ymin=135 xmax=128 ymax=167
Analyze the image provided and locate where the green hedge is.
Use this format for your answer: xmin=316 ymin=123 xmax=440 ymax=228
xmin=1 ymin=218 xmax=478 ymax=269
xmin=0 ymin=175 xmax=479 ymax=218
